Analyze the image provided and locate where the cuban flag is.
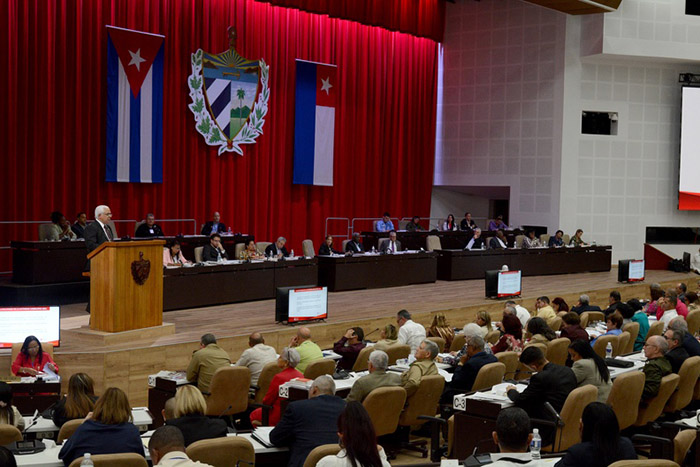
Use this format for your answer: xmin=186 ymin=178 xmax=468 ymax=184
xmin=106 ymin=26 xmax=164 ymax=183
xmin=293 ymin=60 xmax=337 ymax=186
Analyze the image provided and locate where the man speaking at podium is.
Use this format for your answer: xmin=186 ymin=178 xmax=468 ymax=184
xmin=85 ymin=205 xmax=115 ymax=254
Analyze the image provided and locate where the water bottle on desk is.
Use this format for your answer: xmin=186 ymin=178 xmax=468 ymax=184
xmin=81 ymin=454 xmax=94 ymax=466
xmin=530 ymin=428 xmax=541 ymax=460
xmin=290 ymin=249 xmax=295 ymax=258
xmin=606 ymin=342 xmax=613 ymax=359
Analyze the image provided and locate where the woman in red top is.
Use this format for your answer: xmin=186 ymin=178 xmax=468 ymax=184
xmin=12 ymin=335 xmax=59 ymax=376
xmin=249 ymin=347 xmax=303 ymax=426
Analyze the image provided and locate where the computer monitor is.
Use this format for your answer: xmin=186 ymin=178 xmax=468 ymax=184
xmin=0 ymin=306 xmax=61 ymax=348
xmin=275 ymin=286 xmax=328 ymax=323
xmin=485 ymin=270 xmax=522 ymax=298
xmin=618 ymin=259 xmax=645 ymax=283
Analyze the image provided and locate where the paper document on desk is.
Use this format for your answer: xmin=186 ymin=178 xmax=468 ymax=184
xmin=252 ymin=426 xmax=275 ymax=447
xmin=468 ymin=382 xmax=527 ymax=402
xmin=42 ymin=363 xmax=60 ymax=381
xmin=148 ymin=370 xmax=188 ymax=387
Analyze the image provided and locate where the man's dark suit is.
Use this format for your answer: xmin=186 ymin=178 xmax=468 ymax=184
xmin=683 ymin=333 xmax=700 ymax=357
xmin=318 ymin=244 xmax=341 ymax=256
xmin=570 ymin=304 xmax=602 ymax=315
xmin=345 ymin=240 xmax=364 ymax=253
xmin=666 ymin=346 xmax=690 ymax=374
xmin=201 ymin=221 xmax=226 ymax=236
xmin=269 ymin=395 xmax=346 ymax=467
xmin=379 ymin=240 xmax=401 ymax=254
xmin=441 ymin=351 xmax=497 ymax=404
xmin=135 ymin=223 xmax=164 ymax=237
xmin=84 ymin=221 xmax=113 ymax=270
xmin=507 ymin=362 xmax=577 ymax=442
xmin=604 ymin=302 xmax=621 ymax=316
xmin=201 ymin=244 xmax=228 ymax=262
xmin=265 ymin=243 xmax=289 ymax=258
xmin=489 ymin=237 xmax=507 ymax=249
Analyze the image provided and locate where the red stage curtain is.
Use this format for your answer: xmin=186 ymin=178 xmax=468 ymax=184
xmin=0 ymin=0 xmax=438 ymax=268
xmin=254 ymin=0 xmax=446 ymax=42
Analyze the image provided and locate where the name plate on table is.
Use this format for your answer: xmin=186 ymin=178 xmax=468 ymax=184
xmin=278 ymin=384 xmax=289 ymax=398
xmin=453 ymin=393 xmax=468 ymax=411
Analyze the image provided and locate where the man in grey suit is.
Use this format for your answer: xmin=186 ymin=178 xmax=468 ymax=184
xmin=380 ymin=230 xmax=401 ymax=253
xmin=84 ymin=205 xmax=115 ymax=262
xmin=346 ymin=350 xmax=401 ymax=402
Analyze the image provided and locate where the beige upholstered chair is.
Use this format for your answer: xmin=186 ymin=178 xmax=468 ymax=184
xmin=397 ymin=375 xmax=445 ymax=456
xmin=398 ymin=219 xmax=410 ymax=230
xmin=586 ymin=311 xmax=605 ymax=323
xmin=514 ymin=235 xmax=525 ymax=248
xmin=341 ymin=239 xmax=350 ymax=251
xmin=548 ymin=316 xmax=563 ymax=331
xmin=665 ymin=356 xmax=700 ymax=413
xmin=674 ymin=429 xmax=696 ymax=466
xmin=377 ymin=238 xmax=389 ymax=252
xmin=252 ymin=361 xmax=282 ymax=404
xmin=256 ymin=241 xmax=272 ymax=255
xmin=193 ymin=246 xmax=204 ymax=263
xmin=634 ymin=374 xmax=680 ymax=427
xmin=621 ymin=322 xmax=640 ymax=354
xmin=579 ymin=312 xmax=590 ymax=328
xmin=562 ymin=234 xmax=570 ymax=244
xmin=303 ymin=359 xmax=336 ymax=379
xmin=352 ymin=346 xmax=375 ymax=372
xmin=495 ymin=351 xmax=519 ymax=380
xmin=686 ymin=310 xmax=700 ymax=336
xmin=363 ymin=386 xmax=407 ymax=436
xmin=426 ymin=336 xmax=446 ymax=352
xmin=205 ymin=366 xmax=250 ymax=416
xmin=234 ymin=243 xmax=245 ymax=259
xmin=69 ymin=454 xmax=148 ymax=467
xmin=617 ymin=332 xmax=630 ymax=357
xmin=472 ymin=362 xmax=505 ymax=391
xmin=0 ymin=425 xmax=22 ymax=445
xmin=38 ymin=223 xmax=55 ymax=241
xmin=384 ymin=344 xmax=410 ymax=365
xmin=303 ymin=444 xmax=342 ymax=467
xmin=11 ymin=342 xmax=54 ymax=364
xmin=609 ymin=461 xmax=676 ymax=467
xmin=592 ymin=334 xmax=619 ymax=359
xmin=606 ymin=371 xmax=645 ymax=430
xmin=425 ymin=235 xmax=441 ymax=252
xmin=57 ymin=418 xmax=84 ymax=443
xmin=186 ymin=437 xmax=255 ymax=467
xmin=548 ymin=384 xmax=597 ymax=453
xmin=450 ymin=334 xmax=466 ymax=352
xmin=134 ymin=220 xmax=145 ymax=235
xmin=302 ymin=239 xmax=315 ymax=257
xmin=539 ymin=234 xmax=550 ymax=245
xmin=646 ymin=321 xmax=665 ymax=340
xmin=484 ymin=330 xmax=500 ymax=345
xmin=546 ymin=337 xmax=571 ymax=366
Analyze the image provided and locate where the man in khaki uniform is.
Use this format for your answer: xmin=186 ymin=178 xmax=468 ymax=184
xmin=400 ymin=339 xmax=440 ymax=397
xmin=346 ymin=350 xmax=401 ymax=402
xmin=186 ymin=333 xmax=231 ymax=394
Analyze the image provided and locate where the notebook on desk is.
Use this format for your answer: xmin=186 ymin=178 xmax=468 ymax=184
xmin=251 ymin=426 xmax=275 ymax=448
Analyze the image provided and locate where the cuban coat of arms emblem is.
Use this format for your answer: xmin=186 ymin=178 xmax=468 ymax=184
xmin=188 ymin=27 xmax=269 ymax=155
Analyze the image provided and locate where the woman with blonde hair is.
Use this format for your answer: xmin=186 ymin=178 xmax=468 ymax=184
xmin=58 ymin=387 xmax=143 ymax=466
xmin=165 ymin=385 xmax=227 ymax=446
xmin=373 ymin=324 xmax=398 ymax=350
xmin=474 ymin=311 xmax=492 ymax=338
xmin=427 ymin=313 xmax=455 ymax=352
xmin=51 ymin=373 xmax=97 ymax=428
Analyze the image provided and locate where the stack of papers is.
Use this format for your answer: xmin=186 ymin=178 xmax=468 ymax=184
xmin=287 ymin=378 xmax=313 ymax=390
xmin=251 ymin=426 xmax=275 ymax=447
xmin=468 ymin=382 xmax=527 ymax=402
xmin=147 ymin=371 xmax=188 ymax=387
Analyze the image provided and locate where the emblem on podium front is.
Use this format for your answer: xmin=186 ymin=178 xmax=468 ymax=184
xmin=131 ymin=252 xmax=151 ymax=285
xmin=188 ymin=26 xmax=270 ymax=155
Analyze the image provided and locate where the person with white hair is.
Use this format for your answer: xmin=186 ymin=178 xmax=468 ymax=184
xmin=84 ymin=205 xmax=114 ymax=256
xmin=249 ymin=347 xmax=302 ymax=427
xmin=270 ymin=375 xmax=346 ymax=467
xmin=441 ymin=335 xmax=497 ymax=404
xmin=346 ymin=350 xmax=401 ymax=403
xmin=264 ymin=236 xmax=289 ymax=258
xmin=504 ymin=300 xmax=531 ymax=327
xmin=400 ymin=340 xmax=440 ymax=397
xmin=641 ymin=335 xmax=672 ymax=401
xmin=668 ymin=317 xmax=700 ymax=357
xmin=439 ymin=323 xmax=492 ymax=367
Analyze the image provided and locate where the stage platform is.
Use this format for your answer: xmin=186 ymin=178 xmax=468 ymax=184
xmin=1 ymin=269 xmax=697 ymax=407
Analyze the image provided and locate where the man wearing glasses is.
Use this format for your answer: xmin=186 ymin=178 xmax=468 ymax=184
xmin=641 ymin=335 xmax=672 ymax=401
xmin=85 ymin=204 xmax=115 ymax=254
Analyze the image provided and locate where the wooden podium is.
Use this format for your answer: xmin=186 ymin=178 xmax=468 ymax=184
xmin=87 ymin=240 xmax=165 ymax=332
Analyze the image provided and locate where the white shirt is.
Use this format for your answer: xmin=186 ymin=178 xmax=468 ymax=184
xmin=317 ymin=448 xmax=391 ymax=467
xmin=691 ymin=252 xmax=700 ymax=274
xmin=660 ymin=309 xmax=679 ymax=330
xmin=398 ymin=319 xmax=427 ymax=353
xmin=156 ymin=451 xmax=212 ymax=466
xmin=96 ymin=219 xmax=113 ymax=241
xmin=514 ymin=305 xmax=531 ymax=328
xmin=235 ymin=343 xmax=277 ymax=385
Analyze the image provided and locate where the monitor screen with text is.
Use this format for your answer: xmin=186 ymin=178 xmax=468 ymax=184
xmin=628 ymin=260 xmax=645 ymax=282
xmin=0 ymin=307 xmax=61 ymax=348
xmin=679 ymin=86 xmax=700 ymax=209
xmin=497 ymin=270 xmax=522 ymax=298
xmin=288 ymin=287 xmax=328 ymax=323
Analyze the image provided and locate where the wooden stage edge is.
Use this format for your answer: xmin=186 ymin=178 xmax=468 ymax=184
xmin=1 ymin=269 xmax=698 ymax=407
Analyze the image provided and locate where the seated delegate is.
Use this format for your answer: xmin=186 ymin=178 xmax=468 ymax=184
xmin=319 ymin=235 xmax=342 ymax=255
xmin=375 ymin=212 xmax=394 ymax=232
xmin=460 ymin=212 xmax=477 ymax=231
xmin=265 ymin=237 xmax=290 ymax=258
xmin=250 ymin=347 xmax=303 ymax=426
xmin=47 ymin=211 xmax=77 ymax=241
xmin=239 ymin=239 xmax=264 ymax=261
xmin=49 ymin=373 xmax=97 ymax=428
xmin=165 ymin=385 xmax=227 ymax=447
xmin=465 ymin=228 xmax=485 ymax=250
xmin=163 ymin=240 xmax=191 ymax=266
xmin=201 ymin=211 xmax=226 ymax=236
xmin=201 ymin=233 xmax=228 ymax=262
xmin=12 ymin=335 xmax=59 ymax=376
xmin=345 ymin=232 xmax=364 ymax=253
xmin=58 ymin=387 xmax=144 ymax=466
xmin=0 ymin=382 xmax=25 ymax=431
xmin=135 ymin=213 xmax=164 ymax=237
xmin=442 ymin=214 xmax=457 ymax=231
xmin=405 ymin=216 xmax=424 ymax=232
xmin=548 ymin=230 xmax=564 ymax=247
